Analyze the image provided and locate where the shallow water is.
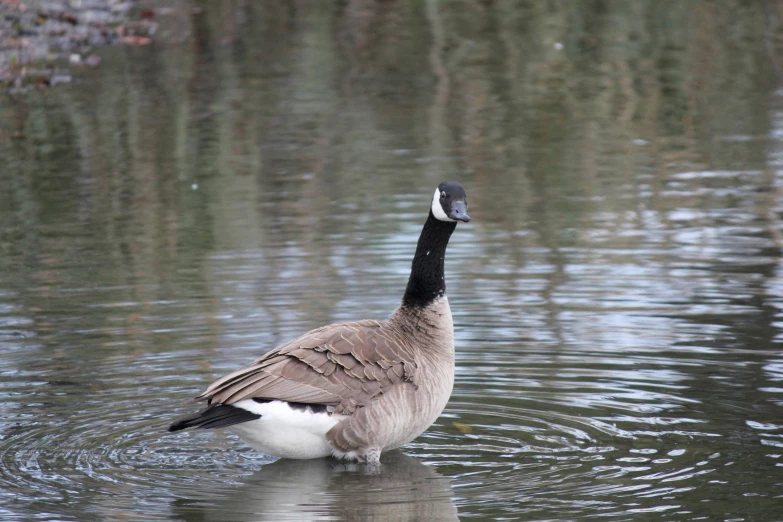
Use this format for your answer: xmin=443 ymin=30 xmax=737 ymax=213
xmin=1 ymin=1 xmax=783 ymax=520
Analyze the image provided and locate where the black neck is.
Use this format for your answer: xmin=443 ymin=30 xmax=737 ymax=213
xmin=402 ymin=211 xmax=457 ymax=308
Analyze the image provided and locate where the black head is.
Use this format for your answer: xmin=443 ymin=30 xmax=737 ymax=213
xmin=431 ymin=181 xmax=470 ymax=223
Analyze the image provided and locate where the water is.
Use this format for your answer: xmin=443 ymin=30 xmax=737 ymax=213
xmin=1 ymin=1 xmax=783 ymax=520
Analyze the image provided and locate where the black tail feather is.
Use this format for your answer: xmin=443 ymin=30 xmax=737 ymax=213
xmin=168 ymin=404 xmax=261 ymax=432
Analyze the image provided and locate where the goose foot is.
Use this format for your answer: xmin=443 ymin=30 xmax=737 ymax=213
xmin=358 ymin=447 xmax=381 ymax=466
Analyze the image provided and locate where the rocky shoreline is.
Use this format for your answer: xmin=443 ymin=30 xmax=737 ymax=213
xmin=0 ymin=0 xmax=155 ymax=91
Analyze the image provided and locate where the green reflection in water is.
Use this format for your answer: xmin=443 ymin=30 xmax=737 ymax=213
xmin=1 ymin=1 xmax=782 ymax=520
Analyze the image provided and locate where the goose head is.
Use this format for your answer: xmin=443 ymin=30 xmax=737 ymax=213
xmin=431 ymin=181 xmax=471 ymax=223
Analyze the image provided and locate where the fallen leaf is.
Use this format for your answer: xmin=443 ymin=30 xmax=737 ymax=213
xmin=453 ymin=421 xmax=473 ymax=434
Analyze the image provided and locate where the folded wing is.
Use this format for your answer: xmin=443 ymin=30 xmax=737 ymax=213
xmin=192 ymin=319 xmax=417 ymax=415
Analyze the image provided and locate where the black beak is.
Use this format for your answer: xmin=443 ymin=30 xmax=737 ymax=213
xmin=449 ymin=201 xmax=471 ymax=222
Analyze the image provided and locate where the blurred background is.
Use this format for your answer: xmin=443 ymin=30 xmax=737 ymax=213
xmin=1 ymin=1 xmax=783 ymax=520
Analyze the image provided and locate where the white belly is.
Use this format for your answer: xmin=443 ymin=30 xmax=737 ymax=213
xmin=227 ymin=400 xmax=340 ymax=460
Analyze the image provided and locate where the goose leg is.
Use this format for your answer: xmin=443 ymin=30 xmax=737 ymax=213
xmin=360 ymin=447 xmax=382 ymax=465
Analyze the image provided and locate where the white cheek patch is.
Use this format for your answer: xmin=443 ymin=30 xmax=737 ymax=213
xmin=431 ymin=188 xmax=456 ymax=222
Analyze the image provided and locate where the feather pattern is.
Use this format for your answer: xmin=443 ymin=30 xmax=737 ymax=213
xmin=194 ymin=319 xmax=420 ymax=417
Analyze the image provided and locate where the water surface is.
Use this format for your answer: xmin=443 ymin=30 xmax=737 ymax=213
xmin=1 ymin=1 xmax=782 ymax=520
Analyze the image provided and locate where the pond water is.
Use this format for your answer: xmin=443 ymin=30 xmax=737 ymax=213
xmin=1 ymin=2 xmax=783 ymax=520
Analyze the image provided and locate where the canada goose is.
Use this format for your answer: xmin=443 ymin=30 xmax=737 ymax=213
xmin=169 ymin=181 xmax=470 ymax=464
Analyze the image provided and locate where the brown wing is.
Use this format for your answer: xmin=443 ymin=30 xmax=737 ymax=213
xmin=191 ymin=319 xmax=418 ymax=415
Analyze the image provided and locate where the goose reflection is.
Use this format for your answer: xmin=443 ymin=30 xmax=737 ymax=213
xmin=172 ymin=452 xmax=458 ymax=521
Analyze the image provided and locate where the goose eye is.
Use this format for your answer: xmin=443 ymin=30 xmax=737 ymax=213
xmin=441 ymin=191 xmax=446 ymax=199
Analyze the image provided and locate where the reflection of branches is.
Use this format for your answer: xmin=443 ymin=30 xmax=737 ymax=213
xmin=542 ymin=245 xmax=567 ymax=346
xmin=426 ymin=0 xmax=452 ymax=174
xmin=2 ymin=0 xmax=782 ymax=375
xmin=763 ymin=0 xmax=783 ymax=82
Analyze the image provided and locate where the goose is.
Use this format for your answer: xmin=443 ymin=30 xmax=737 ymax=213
xmin=169 ymin=181 xmax=470 ymax=464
